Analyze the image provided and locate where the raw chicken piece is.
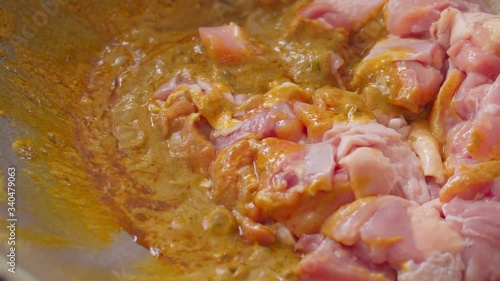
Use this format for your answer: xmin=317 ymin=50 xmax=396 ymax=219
xmin=385 ymin=0 xmax=488 ymax=38
xmin=339 ymin=147 xmax=398 ymax=198
xmin=254 ymin=139 xmax=353 ymax=236
xmin=363 ymin=38 xmax=445 ymax=68
xmin=397 ymin=252 xmax=464 ymax=281
xmin=428 ymin=9 xmax=500 ymax=172
xmin=444 ymin=75 xmax=500 ymax=167
xmin=300 ymin=0 xmax=387 ymax=32
xmin=352 ymin=37 xmax=445 ymax=114
xmin=159 ymin=113 xmax=216 ymax=175
xmin=448 ymin=41 xmax=500 ymax=79
xmin=409 ymin=122 xmax=445 ymax=184
xmin=385 ymin=0 xmax=451 ymax=38
xmin=213 ymin=83 xmax=309 ymax=151
xmin=467 ymin=76 xmax=500 ymax=159
xmin=210 ymin=137 xmax=355 ymax=241
xmin=320 ymin=196 xmax=465 ymax=280
xmin=299 ymin=3 xmax=350 ymax=32
xmin=153 ymin=84 xmax=219 ymax=175
xmin=153 ymin=75 xmax=190 ymax=101
xmin=213 ymin=102 xmax=305 ymax=151
xmin=323 ymin=122 xmax=430 ymax=204
xmin=429 ymin=68 xmax=466 ymax=144
xmin=443 ymin=197 xmax=500 ymax=281
xmin=154 ymin=80 xmax=239 ymax=134
xmin=296 ymin=234 xmax=396 ymax=281
xmin=294 ymin=87 xmax=373 ymax=142
xmin=199 ymin=22 xmax=260 ymax=63
xmin=431 ymin=8 xmax=500 ymax=56
xmin=439 ymin=161 xmax=500 ymax=203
